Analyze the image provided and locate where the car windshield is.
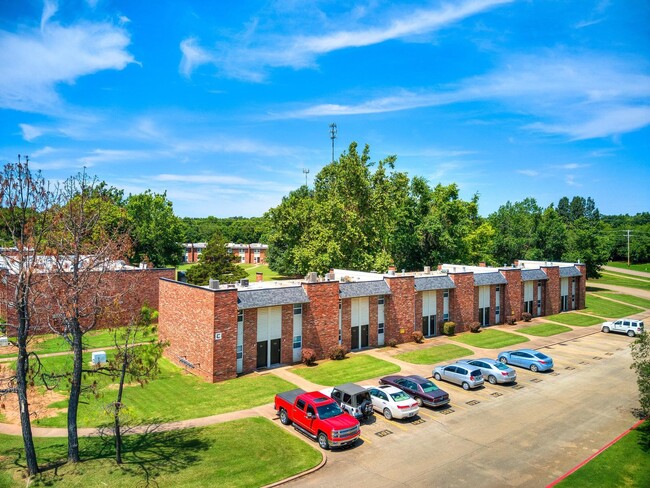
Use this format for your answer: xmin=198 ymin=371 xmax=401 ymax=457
xmin=390 ymin=391 xmax=411 ymax=402
xmin=420 ymin=381 xmax=439 ymax=393
xmin=533 ymin=352 xmax=550 ymax=360
xmin=316 ymin=402 xmax=344 ymax=420
xmin=495 ymin=362 xmax=510 ymax=371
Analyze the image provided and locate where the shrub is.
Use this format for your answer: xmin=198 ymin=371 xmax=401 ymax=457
xmin=469 ymin=322 xmax=481 ymax=333
xmin=301 ymin=348 xmax=317 ymax=366
xmin=328 ymin=345 xmax=348 ymax=360
xmin=387 ymin=338 xmax=398 ymax=348
xmin=412 ymin=331 xmax=424 ymax=343
xmin=443 ymin=322 xmax=456 ymax=336
xmin=522 ymin=312 xmax=532 ymax=322
xmin=506 ymin=315 xmax=517 ymax=325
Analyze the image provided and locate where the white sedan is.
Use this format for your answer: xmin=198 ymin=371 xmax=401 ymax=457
xmin=365 ymin=385 xmax=419 ymax=420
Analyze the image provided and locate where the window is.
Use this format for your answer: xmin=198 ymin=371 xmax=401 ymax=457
xmin=307 ymin=405 xmax=316 ymax=417
xmin=378 ymin=322 xmax=384 ymax=334
xmin=293 ymin=335 xmax=302 ymax=349
xmin=296 ymin=399 xmax=306 ymax=410
xmin=443 ymin=291 xmax=449 ymax=298
xmin=237 ymin=310 xmax=243 ymax=323
xmin=378 ymin=296 xmax=384 ymax=305
xmin=443 ymin=313 xmax=449 ymax=321
xmin=495 ymin=286 xmax=500 ymax=292
xmin=293 ymin=304 xmax=302 ymax=315
xmin=236 ymin=345 xmax=243 ymax=360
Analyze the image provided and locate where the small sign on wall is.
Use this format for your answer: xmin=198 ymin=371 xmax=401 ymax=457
xmin=215 ymin=332 xmax=223 ymax=340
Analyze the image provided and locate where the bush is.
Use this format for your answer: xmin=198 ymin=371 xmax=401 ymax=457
xmin=506 ymin=315 xmax=517 ymax=325
xmin=522 ymin=312 xmax=532 ymax=322
xmin=328 ymin=345 xmax=348 ymax=360
xmin=301 ymin=348 xmax=317 ymax=366
xmin=469 ymin=322 xmax=481 ymax=333
xmin=443 ymin=322 xmax=456 ymax=336
xmin=412 ymin=331 xmax=424 ymax=343
xmin=387 ymin=338 xmax=398 ymax=348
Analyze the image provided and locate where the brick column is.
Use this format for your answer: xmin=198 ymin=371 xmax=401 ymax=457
xmin=448 ymin=272 xmax=474 ymax=332
xmin=212 ymin=288 xmax=239 ymax=382
xmin=499 ymin=268 xmax=522 ymax=321
xmin=489 ymin=285 xmax=497 ymax=325
xmin=369 ymin=296 xmax=379 ymax=348
xmin=341 ymin=299 xmax=351 ymax=351
xmin=281 ymin=304 xmax=294 ymax=364
xmin=302 ymin=281 xmax=340 ymax=359
xmin=541 ymin=266 xmax=561 ymax=316
xmin=384 ymin=275 xmax=415 ymax=344
xmin=436 ymin=291 xmax=445 ymax=333
xmin=243 ymin=309 xmax=257 ymax=373
xmin=414 ymin=291 xmax=423 ymax=333
xmin=576 ymin=264 xmax=587 ymax=310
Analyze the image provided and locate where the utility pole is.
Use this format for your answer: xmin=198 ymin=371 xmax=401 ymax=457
xmin=302 ymin=168 xmax=310 ymax=187
xmin=329 ymin=123 xmax=337 ymax=162
xmin=625 ymin=229 xmax=632 ymax=266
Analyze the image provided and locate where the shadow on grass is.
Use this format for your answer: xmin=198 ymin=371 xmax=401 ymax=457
xmin=635 ymin=420 xmax=650 ymax=452
xmin=586 ymin=286 xmax=607 ymax=292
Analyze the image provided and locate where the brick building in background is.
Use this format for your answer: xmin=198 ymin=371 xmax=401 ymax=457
xmin=158 ymin=260 xmax=586 ymax=383
xmin=183 ymin=242 xmax=269 ymax=264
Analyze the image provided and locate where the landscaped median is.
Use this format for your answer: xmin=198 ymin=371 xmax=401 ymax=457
xmin=593 ymin=291 xmax=650 ymax=309
xmin=289 ymin=355 xmax=400 ymax=385
xmin=450 ymin=329 xmax=529 ymax=349
xmin=584 ymin=294 xmax=644 ymax=318
xmin=545 ymin=313 xmax=603 ymax=326
xmin=516 ymin=322 xmax=572 ymax=337
xmin=0 ymin=417 xmax=322 ymax=488
xmin=394 ymin=344 xmax=473 ymax=365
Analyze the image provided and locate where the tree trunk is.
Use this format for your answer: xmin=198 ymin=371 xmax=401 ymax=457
xmin=16 ymin=340 xmax=39 ymax=475
xmin=114 ymin=351 xmax=128 ymax=465
xmin=67 ymin=325 xmax=83 ymax=463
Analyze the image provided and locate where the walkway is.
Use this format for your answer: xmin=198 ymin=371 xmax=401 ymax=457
xmin=601 ymin=264 xmax=650 ymax=278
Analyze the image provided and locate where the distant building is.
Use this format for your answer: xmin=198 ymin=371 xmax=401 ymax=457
xmin=183 ymin=242 xmax=207 ymax=263
xmin=183 ymin=242 xmax=269 ymax=264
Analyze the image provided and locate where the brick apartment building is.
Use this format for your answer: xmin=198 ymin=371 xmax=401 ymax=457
xmin=0 ymin=254 xmax=175 ymax=332
xmin=183 ymin=242 xmax=268 ymax=264
xmin=158 ymin=260 xmax=586 ymax=383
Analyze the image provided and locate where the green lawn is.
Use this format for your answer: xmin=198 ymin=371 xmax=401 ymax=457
xmin=0 ymin=417 xmax=321 ymax=488
xmin=240 ymin=263 xmax=291 ymax=281
xmin=584 ymin=294 xmax=643 ymax=319
xmin=516 ymin=323 xmax=572 ymax=337
xmin=450 ymin=329 xmax=529 ymax=349
xmin=590 ymin=273 xmax=650 ymax=292
xmin=594 ymin=291 xmax=650 ymax=310
xmin=607 ymin=261 xmax=650 ymax=273
xmin=30 ymin=355 xmax=295 ymax=428
xmin=545 ymin=312 xmax=603 ymax=326
xmin=556 ymin=421 xmax=650 ymax=488
xmin=290 ymin=355 xmax=400 ymax=386
xmin=395 ymin=344 xmax=473 ymax=365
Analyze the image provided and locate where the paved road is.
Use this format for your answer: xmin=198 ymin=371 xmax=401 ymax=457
xmin=284 ymin=333 xmax=640 ymax=488
xmin=602 ymin=265 xmax=650 ymax=278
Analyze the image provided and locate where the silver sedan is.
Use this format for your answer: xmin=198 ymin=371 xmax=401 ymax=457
xmin=458 ymin=358 xmax=517 ymax=385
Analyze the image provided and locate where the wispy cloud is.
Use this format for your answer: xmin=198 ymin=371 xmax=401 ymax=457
xmin=517 ymin=169 xmax=539 ymax=177
xmin=0 ymin=3 xmax=135 ymax=114
xmin=180 ymin=0 xmax=513 ymax=80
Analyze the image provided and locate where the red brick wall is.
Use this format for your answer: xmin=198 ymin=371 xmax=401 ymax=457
xmin=302 ymin=281 xmax=340 ymax=358
xmin=541 ymin=266 xmax=561 ymax=315
xmin=369 ymin=296 xmax=378 ymax=348
xmin=281 ymin=304 xmax=294 ymax=364
xmin=341 ymin=299 xmax=351 ymax=350
xmin=384 ymin=276 xmax=415 ymax=344
xmin=414 ymin=292 xmax=423 ymax=333
xmin=576 ymin=264 xmax=587 ymax=310
xmin=499 ymin=269 xmax=522 ymax=320
xmin=243 ymin=309 xmax=257 ymax=373
xmin=211 ymin=288 xmax=239 ymax=382
xmin=448 ymin=273 xmax=474 ymax=331
xmin=489 ymin=286 xmax=497 ymax=325
xmin=436 ymin=291 xmax=445 ymax=333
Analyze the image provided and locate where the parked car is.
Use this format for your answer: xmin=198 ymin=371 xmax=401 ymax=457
xmin=601 ymin=318 xmax=644 ymax=337
xmin=321 ymin=383 xmax=374 ymax=420
xmin=433 ymin=363 xmax=484 ymax=390
xmin=498 ymin=349 xmax=553 ymax=372
xmin=274 ymin=389 xmax=360 ymax=450
xmin=379 ymin=374 xmax=450 ymax=408
xmin=458 ymin=358 xmax=517 ymax=384
xmin=365 ymin=385 xmax=419 ymax=420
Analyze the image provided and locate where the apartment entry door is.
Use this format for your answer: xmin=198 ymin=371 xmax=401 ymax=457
xmin=351 ymin=297 xmax=369 ymax=350
xmin=257 ymin=306 xmax=282 ymax=369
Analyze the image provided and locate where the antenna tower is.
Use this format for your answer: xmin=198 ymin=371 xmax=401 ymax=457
xmin=329 ymin=123 xmax=337 ymax=162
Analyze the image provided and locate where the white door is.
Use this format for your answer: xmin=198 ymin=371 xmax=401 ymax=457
xmin=377 ymin=297 xmax=385 ymax=346
xmin=422 ymin=290 xmax=437 ymax=336
xmin=560 ymin=278 xmax=569 ymax=312
xmin=257 ymin=306 xmax=282 ymax=368
xmin=351 ymin=297 xmax=369 ymax=349
xmin=523 ymin=281 xmax=533 ymax=314
xmin=478 ymin=286 xmax=490 ymax=326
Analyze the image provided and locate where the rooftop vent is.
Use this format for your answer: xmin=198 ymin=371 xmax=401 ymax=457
xmin=307 ymin=272 xmax=318 ymax=283
xmin=424 ymin=266 xmax=431 ymax=274
xmin=240 ymin=278 xmax=249 ymax=287
xmin=208 ymin=279 xmax=220 ymax=290
xmin=227 ymin=283 xmax=236 ymax=289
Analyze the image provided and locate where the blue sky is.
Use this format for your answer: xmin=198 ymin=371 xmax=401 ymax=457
xmin=1 ymin=0 xmax=648 ymax=218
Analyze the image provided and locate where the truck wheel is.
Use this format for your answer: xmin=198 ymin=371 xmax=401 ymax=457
xmin=279 ymin=409 xmax=291 ymax=426
xmin=318 ymin=432 xmax=330 ymax=450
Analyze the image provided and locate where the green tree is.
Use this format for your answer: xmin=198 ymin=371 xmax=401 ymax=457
xmin=186 ymin=232 xmax=247 ymax=285
xmin=630 ymin=332 xmax=650 ymax=417
xmin=536 ymin=205 xmax=567 ymax=261
xmin=126 ymin=191 xmax=184 ymax=267
xmin=562 ymin=217 xmax=610 ymax=278
xmin=488 ymin=198 xmax=542 ymax=265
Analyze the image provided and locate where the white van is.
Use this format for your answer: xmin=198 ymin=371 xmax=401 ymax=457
xmin=601 ymin=318 xmax=644 ymax=337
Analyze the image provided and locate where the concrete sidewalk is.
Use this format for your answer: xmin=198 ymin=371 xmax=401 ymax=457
xmin=602 ymin=265 xmax=650 ymax=278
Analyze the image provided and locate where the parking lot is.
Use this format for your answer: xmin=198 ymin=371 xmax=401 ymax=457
xmin=283 ymin=331 xmax=640 ymax=487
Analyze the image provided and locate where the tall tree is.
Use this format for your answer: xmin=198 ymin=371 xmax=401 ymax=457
xmin=489 ymin=198 xmax=542 ymax=265
xmin=126 ymin=190 xmax=184 ymax=267
xmin=186 ymin=232 xmax=248 ymax=285
xmin=0 ymin=157 xmax=55 ymax=475
xmin=630 ymin=332 xmax=650 ymax=418
xmin=46 ymin=171 xmax=132 ymax=463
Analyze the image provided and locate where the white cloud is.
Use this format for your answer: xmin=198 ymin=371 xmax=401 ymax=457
xmin=19 ymin=123 xmax=44 ymax=141
xmin=517 ymin=169 xmax=539 ymax=177
xmin=0 ymin=8 xmax=135 ymax=114
xmin=180 ymin=0 xmax=513 ymax=80
xmin=154 ymin=173 xmax=253 ymax=186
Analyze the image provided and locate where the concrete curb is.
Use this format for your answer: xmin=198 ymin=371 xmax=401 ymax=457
xmin=546 ymin=419 xmax=646 ymax=487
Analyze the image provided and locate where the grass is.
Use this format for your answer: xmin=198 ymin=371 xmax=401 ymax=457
xmin=450 ymin=329 xmax=529 ymax=349
xmin=0 ymin=417 xmax=321 ymax=488
xmin=584 ymin=294 xmax=643 ymax=318
xmin=607 ymin=261 xmax=650 ymax=273
xmin=290 ymin=355 xmax=400 ymax=386
xmin=593 ymin=291 xmax=650 ymax=310
xmin=29 ymin=355 xmax=295 ymax=428
xmin=545 ymin=312 xmax=603 ymax=326
xmin=556 ymin=421 xmax=650 ymax=488
xmin=516 ymin=322 xmax=572 ymax=337
xmin=590 ymin=273 xmax=650 ymax=292
xmin=240 ymin=263 xmax=292 ymax=281
xmin=0 ymin=326 xmax=157 ymax=359
xmin=394 ymin=344 xmax=473 ymax=365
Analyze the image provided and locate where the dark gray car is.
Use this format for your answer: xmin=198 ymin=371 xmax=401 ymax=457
xmin=458 ymin=358 xmax=517 ymax=385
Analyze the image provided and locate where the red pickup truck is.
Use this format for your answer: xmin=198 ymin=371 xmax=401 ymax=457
xmin=274 ymin=389 xmax=360 ymax=450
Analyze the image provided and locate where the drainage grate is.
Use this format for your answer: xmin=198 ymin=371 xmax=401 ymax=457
xmin=411 ymin=418 xmax=426 ymax=425
xmin=512 ymin=384 xmax=525 ymax=390
xmin=440 ymin=409 xmax=455 ymax=415
xmin=530 ymin=378 xmax=542 ymax=383
xmin=565 ymin=366 xmax=576 ymax=370
xmin=593 ymin=356 xmax=602 ymax=360
xmin=466 ymin=400 xmax=480 ymax=406
xmin=550 ymin=372 xmax=560 ymax=376
xmin=490 ymin=392 xmax=503 ymax=397
xmin=375 ymin=430 xmax=393 ymax=437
